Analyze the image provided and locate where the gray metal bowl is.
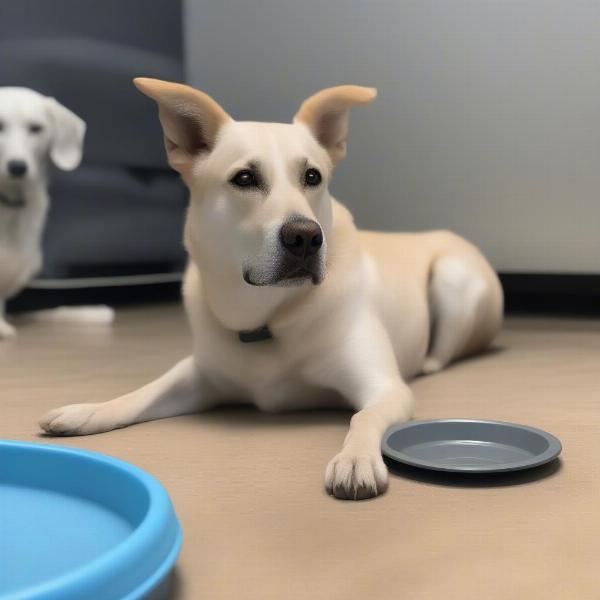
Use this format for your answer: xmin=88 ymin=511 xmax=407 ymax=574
xmin=382 ymin=419 xmax=562 ymax=473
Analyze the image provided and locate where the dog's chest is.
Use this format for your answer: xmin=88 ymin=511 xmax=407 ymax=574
xmin=197 ymin=335 xmax=341 ymax=411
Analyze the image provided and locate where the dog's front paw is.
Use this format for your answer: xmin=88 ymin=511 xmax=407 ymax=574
xmin=325 ymin=451 xmax=388 ymax=500
xmin=39 ymin=403 xmax=114 ymax=436
xmin=0 ymin=319 xmax=16 ymax=340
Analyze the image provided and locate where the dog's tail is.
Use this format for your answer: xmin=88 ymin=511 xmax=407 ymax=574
xmin=30 ymin=305 xmax=115 ymax=325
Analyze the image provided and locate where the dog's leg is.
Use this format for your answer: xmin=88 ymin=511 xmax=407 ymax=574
xmin=39 ymin=356 xmax=207 ymax=435
xmin=423 ymin=255 xmax=500 ymax=374
xmin=325 ymin=383 xmax=414 ymax=500
xmin=308 ymin=315 xmax=414 ymax=500
xmin=0 ymin=300 xmax=16 ymax=339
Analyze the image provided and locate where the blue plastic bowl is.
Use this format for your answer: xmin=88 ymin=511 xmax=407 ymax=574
xmin=0 ymin=440 xmax=182 ymax=600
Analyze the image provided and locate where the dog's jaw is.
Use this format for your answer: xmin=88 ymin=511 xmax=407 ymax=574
xmin=242 ymin=245 xmax=327 ymax=288
xmin=242 ymin=266 xmax=324 ymax=287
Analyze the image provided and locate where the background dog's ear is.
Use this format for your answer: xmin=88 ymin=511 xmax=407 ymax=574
xmin=133 ymin=78 xmax=231 ymax=176
xmin=46 ymin=98 xmax=86 ymax=171
xmin=293 ymin=85 xmax=377 ymax=165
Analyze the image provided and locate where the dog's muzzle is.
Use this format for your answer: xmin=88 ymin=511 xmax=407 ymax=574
xmin=243 ymin=216 xmax=325 ymax=286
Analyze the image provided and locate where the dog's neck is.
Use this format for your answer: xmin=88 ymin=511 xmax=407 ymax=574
xmin=0 ymin=178 xmax=50 ymax=251
xmin=200 ymin=267 xmax=312 ymax=333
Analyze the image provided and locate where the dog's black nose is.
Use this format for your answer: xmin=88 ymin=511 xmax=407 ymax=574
xmin=280 ymin=218 xmax=323 ymax=258
xmin=7 ymin=160 xmax=27 ymax=178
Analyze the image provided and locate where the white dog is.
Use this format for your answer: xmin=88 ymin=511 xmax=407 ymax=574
xmin=40 ymin=79 xmax=503 ymax=500
xmin=0 ymin=87 xmax=85 ymax=338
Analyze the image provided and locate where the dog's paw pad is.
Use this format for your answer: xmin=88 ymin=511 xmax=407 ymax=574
xmin=39 ymin=403 xmax=105 ymax=436
xmin=325 ymin=452 xmax=388 ymax=500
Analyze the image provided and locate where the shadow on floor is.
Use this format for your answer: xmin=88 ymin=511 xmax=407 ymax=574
xmin=167 ymin=567 xmax=184 ymax=600
xmin=144 ymin=566 xmax=183 ymax=600
xmin=190 ymin=404 xmax=353 ymax=430
xmin=385 ymin=456 xmax=562 ymax=488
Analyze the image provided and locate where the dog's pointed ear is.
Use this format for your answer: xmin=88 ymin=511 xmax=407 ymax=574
xmin=133 ymin=78 xmax=232 ymax=175
xmin=45 ymin=98 xmax=86 ymax=171
xmin=293 ymin=85 xmax=377 ymax=165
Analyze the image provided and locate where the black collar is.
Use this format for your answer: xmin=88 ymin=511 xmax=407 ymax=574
xmin=0 ymin=192 xmax=25 ymax=209
xmin=238 ymin=325 xmax=273 ymax=343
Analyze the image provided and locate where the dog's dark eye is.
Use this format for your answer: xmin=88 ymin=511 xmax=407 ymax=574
xmin=230 ymin=169 xmax=258 ymax=188
xmin=0 ymin=121 xmax=4 ymax=132
xmin=304 ymin=168 xmax=322 ymax=187
xmin=29 ymin=123 xmax=43 ymax=134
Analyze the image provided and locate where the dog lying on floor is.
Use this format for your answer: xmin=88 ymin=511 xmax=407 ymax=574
xmin=40 ymin=79 xmax=503 ymax=500
xmin=0 ymin=87 xmax=85 ymax=339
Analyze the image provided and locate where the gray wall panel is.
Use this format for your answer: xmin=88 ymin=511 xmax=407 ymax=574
xmin=184 ymin=0 xmax=600 ymax=272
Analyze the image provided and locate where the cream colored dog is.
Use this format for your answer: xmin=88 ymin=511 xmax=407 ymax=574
xmin=40 ymin=79 xmax=503 ymax=500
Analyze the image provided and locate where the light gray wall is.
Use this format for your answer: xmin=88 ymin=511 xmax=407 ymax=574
xmin=184 ymin=0 xmax=600 ymax=273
